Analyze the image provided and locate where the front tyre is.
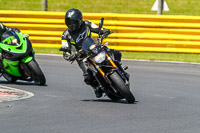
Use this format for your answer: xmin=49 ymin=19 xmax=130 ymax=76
xmin=109 ymin=71 xmax=135 ymax=103
xmin=27 ymin=59 xmax=46 ymax=85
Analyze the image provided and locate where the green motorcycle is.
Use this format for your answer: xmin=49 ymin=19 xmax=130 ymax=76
xmin=0 ymin=31 xmax=46 ymax=85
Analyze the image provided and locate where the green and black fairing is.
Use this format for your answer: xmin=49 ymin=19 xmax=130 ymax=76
xmin=0 ymin=31 xmax=33 ymax=61
xmin=0 ymin=31 xmax=34 ymax=77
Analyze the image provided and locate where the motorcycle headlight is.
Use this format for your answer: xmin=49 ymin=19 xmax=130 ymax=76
xmin=92 ymin=50 xmax=106 ymax=64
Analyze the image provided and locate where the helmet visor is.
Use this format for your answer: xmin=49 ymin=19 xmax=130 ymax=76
xmin=66 ymin=18 xmax=79 ymax=31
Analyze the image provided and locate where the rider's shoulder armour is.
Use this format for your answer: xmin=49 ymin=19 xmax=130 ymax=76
xmin=61 ymin=29 xmax=71 ymax=40
xmin=84 ymin=20 xmax=92 ymax=28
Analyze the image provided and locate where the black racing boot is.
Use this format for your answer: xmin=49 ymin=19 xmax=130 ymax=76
xmin=92 ymin=85 xmax=102 ymax=98
xmin=83 ymin=73 xmax=102 ymax=98
xmin=83 ymin=73 xmax=92 ymax=85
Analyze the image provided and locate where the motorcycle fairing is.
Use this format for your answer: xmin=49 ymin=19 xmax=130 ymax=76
xmin=0 ymin=32 xmax=33 ymax=61
xmin=2 ymin=58 xmax=21 ymax=77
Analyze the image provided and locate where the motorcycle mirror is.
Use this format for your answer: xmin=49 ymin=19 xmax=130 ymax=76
xmin=99 ymin=18 xmax=104 ymax=30
xmin=104 ymin=42 xmax=109 ymax=46
xmin=99 ymin=17 xmax=104 ymax=39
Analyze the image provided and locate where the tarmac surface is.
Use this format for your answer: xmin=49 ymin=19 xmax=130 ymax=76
xmin=0 ymin=55 xmax=200 ymax=133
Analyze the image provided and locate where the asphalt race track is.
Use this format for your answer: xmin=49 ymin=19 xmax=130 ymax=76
xmin=0 ymin=55 xmax=200 ymax=133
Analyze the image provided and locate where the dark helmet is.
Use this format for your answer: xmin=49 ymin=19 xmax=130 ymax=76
xmin=65 ymin=8 xmax=83 ymax=32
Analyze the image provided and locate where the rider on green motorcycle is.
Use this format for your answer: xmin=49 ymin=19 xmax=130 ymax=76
xmin=0 ymin=23 xmax=21 ymax=71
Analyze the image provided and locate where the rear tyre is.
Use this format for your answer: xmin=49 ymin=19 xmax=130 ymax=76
xmin=109 ymin=71 xmax=135 ymax=103
xmin=27 ymin=59 xmax=46 ymax=85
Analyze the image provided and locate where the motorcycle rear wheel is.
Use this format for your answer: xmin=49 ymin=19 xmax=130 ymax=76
xmin=109 ymin=71 xmax=135 ymax=103
xmin=27 ymin=59 xmax=46 ymax=85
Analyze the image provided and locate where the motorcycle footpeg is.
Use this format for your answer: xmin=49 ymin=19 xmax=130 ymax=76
xmin=125 ymin=73 xmax=130 ymax=79
xmin=123 ymin=66 xmax=128 ymax=70
xmin=125 ymin=81 xmax=130 ymax=88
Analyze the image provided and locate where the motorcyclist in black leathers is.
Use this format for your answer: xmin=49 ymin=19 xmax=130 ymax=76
xmin=59 ymin=8 xmax=122 ymax=98
xmin=0 ymin=23 xmax=21 ymax=72
xmin=0 ymin=23 xmax=20 ymax=41
xmin=0 ymin=23 xmax=10 ymax=40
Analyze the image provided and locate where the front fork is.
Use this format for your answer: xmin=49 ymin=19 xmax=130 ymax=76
xmin=89 ymin=53 xmax=117 ymax=77
xmin=89 ymin=53 xmax=129 ymax=89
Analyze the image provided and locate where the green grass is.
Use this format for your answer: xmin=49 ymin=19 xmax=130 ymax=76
xmin=122 ymin=51 xmax=200 ymax=63
xmin=0 ymin=0 xmax=42 ymax=10
xmin=34 ymin=47 xmax=62 ymax=55
xmin=1 ymin=0 xmax=200 ymax=16
xmin=34 ymin=48 xmax=200 ymax=63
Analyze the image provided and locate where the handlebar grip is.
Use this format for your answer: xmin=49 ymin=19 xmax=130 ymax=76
xmin=69 ymin=54 xmax=77 ymax=61
xmin=59 ymin=47 xmax=71 ymax=52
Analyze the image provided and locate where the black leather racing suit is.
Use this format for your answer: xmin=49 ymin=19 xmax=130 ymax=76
xmin=0 ymin=23 xmax=20 ymax=41
xmin=0 ymin=23 xmax=12 ymax=70
xmin=61 ymin=20 xmax=121 ymax=86
xmin=0 ymin=23 xmax=11 ymax=41
xmin=0 ymin=23 xmax=21 ymax=71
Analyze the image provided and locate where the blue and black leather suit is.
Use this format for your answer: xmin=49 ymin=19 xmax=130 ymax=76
xmin=60 ymin=20 xmax=121 ymax=86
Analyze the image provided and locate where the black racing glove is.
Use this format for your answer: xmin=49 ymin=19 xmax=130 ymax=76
xmin=102 ymin=28 xmax=111 ymax=34
xmin=63 ymin=53 xmax=76 ymax=62
xmin=59 ymin=47 xmax=71 ymax=52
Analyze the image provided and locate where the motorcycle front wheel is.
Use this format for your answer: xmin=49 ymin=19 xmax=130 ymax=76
xmin=109 ymin=71 xmax=135 ymax=103
xmin=27 ymin=59 xmax=46 ymax=85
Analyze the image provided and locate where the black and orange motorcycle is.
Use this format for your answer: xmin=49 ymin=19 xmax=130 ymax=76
xmin=61 ymin=18 xmax=135 ymax=103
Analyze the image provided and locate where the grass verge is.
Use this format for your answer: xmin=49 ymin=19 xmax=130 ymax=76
xmin=33 ymin=47 xmax=200 ymax=63
xmin=1 ymin=0 xmax=200 ymax=16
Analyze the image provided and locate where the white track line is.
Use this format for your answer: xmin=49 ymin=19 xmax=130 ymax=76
xmin=0 ymin=85 xmax=34 ymax=102
xmin=36 ymin=53 xmax=200 ymax=65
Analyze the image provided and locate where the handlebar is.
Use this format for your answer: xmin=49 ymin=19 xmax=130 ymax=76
xmin=99 ymin=32 xmax=112 ymax=43
xmin=63 ymin=50 xmax=85 ymax=63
